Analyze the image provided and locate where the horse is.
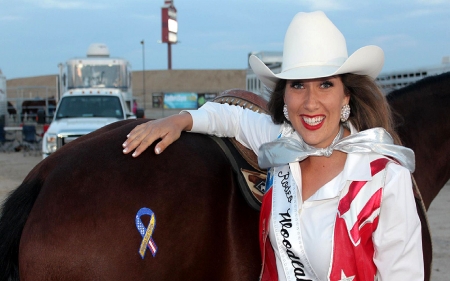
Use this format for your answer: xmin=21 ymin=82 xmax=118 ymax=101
xmin=1 ymin=71 xmax=450 ymax=281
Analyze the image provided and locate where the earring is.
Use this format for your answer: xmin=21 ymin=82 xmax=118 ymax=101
xmin=283 ymin=104 xmax=290 ymax=121
xmin=340 ymin=104 xmax=350 ymax=122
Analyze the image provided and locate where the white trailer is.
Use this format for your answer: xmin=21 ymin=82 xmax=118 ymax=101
xmin=42 ymin=44 xmax=136 ymax=158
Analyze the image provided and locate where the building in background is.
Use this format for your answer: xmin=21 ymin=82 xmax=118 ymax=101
xmin=246 ymin=51 xmax=282 ymax=100
xmin=5 ymin=69 xmax=246 ymax=122
xmin=376 ymin=57 xmax=450 ymax=94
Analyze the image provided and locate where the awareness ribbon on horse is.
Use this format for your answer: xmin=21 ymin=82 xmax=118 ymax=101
xmin=135 ymin=207 xmax=158 ymax=259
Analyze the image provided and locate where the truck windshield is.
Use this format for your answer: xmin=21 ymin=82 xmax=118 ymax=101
xmin=55 ymin=96 xmax=124 ymax=120
xmin=67 ymin=64 xmax=127 ymax=89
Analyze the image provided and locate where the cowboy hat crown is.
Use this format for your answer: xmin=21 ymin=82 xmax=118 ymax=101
xmin=249 ymin=11 xmax=384 ymax=90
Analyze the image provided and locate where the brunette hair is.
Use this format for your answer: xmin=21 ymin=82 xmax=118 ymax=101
xmin=266 ymin=74 xmax=402 ymax=144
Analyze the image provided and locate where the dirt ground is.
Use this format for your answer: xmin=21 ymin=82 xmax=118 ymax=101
xmin=0 ymin=151 xmax=449 ymax=280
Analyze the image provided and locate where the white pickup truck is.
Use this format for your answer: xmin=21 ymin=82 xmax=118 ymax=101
xmin=42 ymin=44 xmax=138 ymax=158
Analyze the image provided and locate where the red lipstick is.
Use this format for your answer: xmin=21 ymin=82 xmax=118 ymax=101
xmin=300 ymin=115 xmax=324 ymax=131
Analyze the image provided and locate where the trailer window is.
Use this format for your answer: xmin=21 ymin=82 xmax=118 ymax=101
xmin=67 ymin=64 xmax=128 ymax=90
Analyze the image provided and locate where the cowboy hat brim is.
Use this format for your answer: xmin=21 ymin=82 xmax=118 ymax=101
xmin=249 ymin=45 xmax=384 ymax=91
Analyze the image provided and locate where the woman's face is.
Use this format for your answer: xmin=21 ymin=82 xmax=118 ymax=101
xmin=284 ymin=76 xmax=349 ymax=148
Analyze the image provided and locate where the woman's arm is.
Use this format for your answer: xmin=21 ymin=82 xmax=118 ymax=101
xmin=123 ymin=102 xmax=280 ymax=157
xmin=188 ymin=102 xmax=280 ymax=154
xmin=373 ymin=164 xmax=424 ymax=280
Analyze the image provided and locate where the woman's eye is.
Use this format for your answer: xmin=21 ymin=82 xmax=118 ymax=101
xmin=321 ymin=81 xmax=333 ymax=88
xmin=290 ymin=81 xmax=303 ymax=89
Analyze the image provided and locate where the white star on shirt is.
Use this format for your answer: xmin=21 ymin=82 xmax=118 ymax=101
xmin=338 ymin=270 xmax=355 ymax=281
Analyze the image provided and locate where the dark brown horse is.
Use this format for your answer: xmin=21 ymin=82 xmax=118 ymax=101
xmin=1 ymin=72 xmax=450 ymax=281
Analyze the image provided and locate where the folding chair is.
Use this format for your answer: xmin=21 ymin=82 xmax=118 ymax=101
xmin=0 ymin=125 xmax=16 ymax=153
xmin=22 ymin=125 xmax=41 ymax=156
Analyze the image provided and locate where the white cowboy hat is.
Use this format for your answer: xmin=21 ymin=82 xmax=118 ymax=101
xmin=249 ymin=11 xmax=384 ymax=90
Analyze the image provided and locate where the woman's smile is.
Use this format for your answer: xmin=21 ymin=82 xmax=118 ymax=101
xmin=301 ymin=114 xmax=325 ymax=130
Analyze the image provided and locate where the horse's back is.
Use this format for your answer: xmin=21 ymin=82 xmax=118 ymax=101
xmin=19 ymin=119 xmax=260 ymax=280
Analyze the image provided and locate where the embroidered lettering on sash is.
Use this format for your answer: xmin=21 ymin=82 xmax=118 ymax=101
xmin=135 ymin=207 xmax=158 ymax=259
xmin=279 ymin=209 xmax=312 ymax=280
xmin=278 ymin=170 xmax=293 ymax=202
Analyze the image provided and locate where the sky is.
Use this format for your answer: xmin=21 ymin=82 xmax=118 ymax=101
xmin=1 ymin=0 xmax=450 ymax=79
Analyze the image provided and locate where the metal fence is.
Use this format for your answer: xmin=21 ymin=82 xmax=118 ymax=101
xmin=6 ymin=86 xmax=57 ymax=126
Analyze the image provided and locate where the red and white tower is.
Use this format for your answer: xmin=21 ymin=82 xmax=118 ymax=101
xmin=161 ymin=0 xmax=178 ymax=69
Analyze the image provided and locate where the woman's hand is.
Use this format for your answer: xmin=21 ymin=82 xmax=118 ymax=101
xmin=122 ymin=113 xmax=193 ymax=157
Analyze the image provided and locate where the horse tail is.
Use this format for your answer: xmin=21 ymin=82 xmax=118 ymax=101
xmin=0 ymin=178 xmax=43 ymax=281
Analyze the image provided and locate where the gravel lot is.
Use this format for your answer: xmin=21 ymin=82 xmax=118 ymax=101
xmin=0 ymin=151 xmax=449 ymax=280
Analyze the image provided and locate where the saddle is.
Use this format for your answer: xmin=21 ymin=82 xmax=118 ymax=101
xmin=211 ymin=89 xmax=269 ymax=211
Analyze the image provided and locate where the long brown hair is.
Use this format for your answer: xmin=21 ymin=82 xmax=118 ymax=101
xmin=266 ymin=74 xmax=402 ymax=144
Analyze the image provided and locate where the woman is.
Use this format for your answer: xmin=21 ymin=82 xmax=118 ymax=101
xmin=122 ymin=11 xmax=423 ymax=281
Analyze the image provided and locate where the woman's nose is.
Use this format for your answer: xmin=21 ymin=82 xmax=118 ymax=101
xmin=303 ymin=88 xmax=319 ymax=110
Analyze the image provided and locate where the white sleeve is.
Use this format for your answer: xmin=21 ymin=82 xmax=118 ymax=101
xmin=184 ymin=102 xmax=281 ymax=155
xmin=373 ymin=163 xmax=424 ymax=280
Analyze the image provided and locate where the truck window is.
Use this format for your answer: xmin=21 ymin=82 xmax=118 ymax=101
xmin=55 ymin=96 xmax=124 ymax=120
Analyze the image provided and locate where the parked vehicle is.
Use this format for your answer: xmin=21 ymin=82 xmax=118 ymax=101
xmin=0 ymin=69 xmax=7 ymax=126
xmin=42 ymin=43 xmax=135 ymax=158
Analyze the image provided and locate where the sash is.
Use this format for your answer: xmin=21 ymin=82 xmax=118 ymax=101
xmin=271 ymin=164 xmax=317 ymax=281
